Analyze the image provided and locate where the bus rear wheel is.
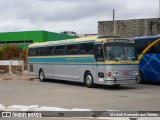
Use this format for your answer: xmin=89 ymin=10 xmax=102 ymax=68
xmin=84 ymin=72 xmax=94 ymax=88
xmin=39 ymin=70 xmax=45 ymax=82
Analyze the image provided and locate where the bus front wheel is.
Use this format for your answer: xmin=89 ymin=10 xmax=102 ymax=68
xmin=39 ymin=70 xmax=45 ymax=82
xmin=84 ymin=72 xmax=94 ymax=88
xmin=139 ymin=71 xmax=144 ymax=84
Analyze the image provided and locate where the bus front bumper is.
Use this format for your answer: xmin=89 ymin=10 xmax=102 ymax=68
xmin=98 ymin=77 xmax=140 ymax=85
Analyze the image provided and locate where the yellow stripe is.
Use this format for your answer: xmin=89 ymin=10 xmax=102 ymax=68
xmin=138 ymin=38 xmax=160 ymax=61
xmin=105 ymin=60 xmax=139 ymax=64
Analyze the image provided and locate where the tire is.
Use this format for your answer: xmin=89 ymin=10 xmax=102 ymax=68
xmin=84 ymin=72 xmax=94 ymax=88
xmin=138 ymin=71 xmax=144 ymax=84
xmin=39 ymin=70 xmax=45 ymax=82
xmin=112 ymin=84 xmax=120 ymax=87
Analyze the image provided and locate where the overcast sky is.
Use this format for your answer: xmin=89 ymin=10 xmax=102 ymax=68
xmin=0 ymin=0 xmax=159 ymax=34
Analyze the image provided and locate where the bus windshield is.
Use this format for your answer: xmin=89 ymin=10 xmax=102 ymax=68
xmin=105 ymin=43 xmax=137 ymax=61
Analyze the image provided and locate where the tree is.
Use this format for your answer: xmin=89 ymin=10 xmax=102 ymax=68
xmin=21 ymin=48 xmax=28 ymax=70
xmin=0 ymin=44 xmax=19 ymax=60
xmin=0 ymin=44 xmax=20 ymax=72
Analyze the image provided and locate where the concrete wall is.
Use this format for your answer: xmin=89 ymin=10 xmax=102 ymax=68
xmin=98 ymin=18 xmax=160 ymax=38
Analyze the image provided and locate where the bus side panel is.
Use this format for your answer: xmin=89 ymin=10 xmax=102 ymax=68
xmin=45 ymin=64 xmax=81 ymax=81
xmin=29 ymin=63 xmax=97 ymax=83
xmin=28 ymin=55 xmax=98 ymax=83
xmin=28 ymin=63 xmax=41 ymax=77
xmin=94 ymin=64 xmax=106 ymax=84
xmin=79 ymin=65 xmax=98 ymax=83
xmin=140 ymin=54 xmax=160 ymax=81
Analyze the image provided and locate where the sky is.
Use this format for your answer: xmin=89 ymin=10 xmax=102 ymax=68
xmin=0 ymin=0 xmax=159 ymax=34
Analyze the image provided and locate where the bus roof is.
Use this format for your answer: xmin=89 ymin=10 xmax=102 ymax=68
xmin=28 ymin=35 xmax=127 ymax=48
xmin=29 ymin=36 xmax=98 ymax=47
xmin=133 ymin=35 xmax=160 ymax=40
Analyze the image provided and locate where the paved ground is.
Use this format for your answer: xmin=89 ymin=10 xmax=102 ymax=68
xmin=0 ymin=79 xmax=160 ymax=111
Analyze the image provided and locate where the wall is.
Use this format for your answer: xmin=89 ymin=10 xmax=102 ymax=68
xmin=98 ymin=18 xmax=160 ymax=38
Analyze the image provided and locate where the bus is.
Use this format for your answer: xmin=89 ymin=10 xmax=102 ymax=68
xmin=28 ymin=35 xmax=140 ymax=87
xmin=133 ymin=35 xmax=160 ymax=83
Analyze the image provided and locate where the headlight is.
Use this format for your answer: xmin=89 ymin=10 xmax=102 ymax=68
xmin=106 ymin=72 xmax=111 ymax=77
xmin=112 ymin=71 xmax=119 ymax=76
xmin=133 ymin=71 xmax=139 ymax=75
xmin=106 ymin=71 xmax=119 ymax=77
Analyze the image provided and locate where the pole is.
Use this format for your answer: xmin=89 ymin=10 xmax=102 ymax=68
xmin=159 ymin=0 xmax=160 ymax=17
xmin=9 ymin=60 xmax=12 ymax=74
xmin=113 ymin=9 xmax=116 ymax=35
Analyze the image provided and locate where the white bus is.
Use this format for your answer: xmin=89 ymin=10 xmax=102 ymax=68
xmin=28 ymin=35 xmax=140 ymax=87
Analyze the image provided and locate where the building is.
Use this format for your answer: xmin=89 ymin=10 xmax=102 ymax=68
xmin=0 ymin=30 xmax=78 ymax=49
xmin=98 ymin=18 xmax=160 ymax=38
xmin=76 ymin=34 xmax=98 ymax=38
xmin=61 ymin=31 xmax=77 ymax=36
xmin=60 ymin=31 xmax=98 ymax=38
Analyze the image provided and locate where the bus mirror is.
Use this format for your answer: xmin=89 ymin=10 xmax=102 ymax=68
xmin=131 ymin=56 xmax=136 ymax=61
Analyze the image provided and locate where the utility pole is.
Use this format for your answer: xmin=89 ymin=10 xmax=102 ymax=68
xmin=113 ymin=9 xmax=116 ymax=35
xmin=159 ymin=0 xmax=160 ymax=17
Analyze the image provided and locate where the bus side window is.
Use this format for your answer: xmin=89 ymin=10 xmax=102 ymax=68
xmin=45 ymin=46 xmax=54 ymax=56
xmin=79 ymin=43 xmax=93 ymax=54
xmin=50 ymin=47 xmax=55 ymax=55
xmin=28 ymin=48 xmax=36 ymax=56
xmin=36 ymin=48 xmax=40 ymax=56
xmin=94 ymin=44 xmax=104 ymax=62
xmin=55 ymin=46 xmax=65 ymax=55
xmin=67 ymin=44 xmax=79 ymax=55
xmin=40 ymin=47 xmax=45 ymax=56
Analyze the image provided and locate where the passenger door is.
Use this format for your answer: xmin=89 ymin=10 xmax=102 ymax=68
xmin=94 ymin=44 xmax=105 ymax=82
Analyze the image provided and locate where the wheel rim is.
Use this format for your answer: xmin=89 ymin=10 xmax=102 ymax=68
xmin=86 ymin=75 xmax=92 ymax=85
xmin=40 ymin=72 xmax=44 ymax=80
